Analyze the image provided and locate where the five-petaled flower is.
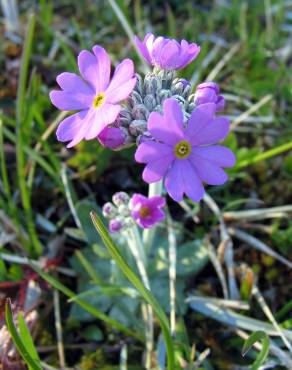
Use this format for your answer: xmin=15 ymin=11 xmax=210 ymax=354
xmin=134 ymin=33 xmax=200 ymax=70
xmin=130 ymin=194 xmax=165 ymax=229
xmin=50 ymin=45 xmax=136 ymax=148
xmin=135 ymin=98 xmax=236 ymax=202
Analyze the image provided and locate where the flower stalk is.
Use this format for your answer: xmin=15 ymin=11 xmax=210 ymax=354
xmin=143 ymin=181 xmax=163 ymax=252
xmin=125 ymin=226 xmax=154 ymax=369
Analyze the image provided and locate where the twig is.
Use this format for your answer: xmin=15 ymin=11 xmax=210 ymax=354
xmin=206 ymin=240 xmax=229 ymax=299
xmin=107 ymin=0 xmax=150 ymax=72
xmin=186 ymin=295 xmax=249 ymax=310
xmin=203 ymin=193 xmax=239 ymax=300
xmin=53 ymin=288 xmax=66 ymax=368
xmin=224 ymin=205 xmax=292 ymax=222
xmin=206 ymin=42 xmax=241 ymax=81
xmin=252 ymin=284 xmax=292 ymax=353
xmin=230 ymin=94 xmax=273 ymax=129
xmin=192 ymin=348 xmax=211 ymax=369
xmin=228 ymin=227 xmax=292 ymax=269
xmin=61 ymin=164 xmax=82 ymax=230
xmin=0 ymin=253 xmax=76 ymax=277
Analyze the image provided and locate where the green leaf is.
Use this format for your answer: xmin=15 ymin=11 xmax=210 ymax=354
xmin=30 ymin=263 xmax=142 ymax=341
xmin=18 ymin=312 xmax=41 ymax=369
xmin=176 ymin=240 xmax=209 ymax=277
xmin=82 ymin=325 xmax=104 ymax=342
xmin=242 ymin=331 xmax=270 ymax=370
xmin=90 ymin=212 xmax=175 ymax=370
xmin=5 ymin=299 xmax=42 ymax=370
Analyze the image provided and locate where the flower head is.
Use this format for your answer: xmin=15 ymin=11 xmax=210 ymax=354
xmin=135 ymin=98 xmax=236 ymax=202
xmin=50 ymin=45 xmax=137 ymax=148
xmin=130 ymin=194 xmax=165 ymax=229
xmin=134 ymin=33 xmax=200 ymax=70
xmin=194 ymin=82 xmax=225 ymax=112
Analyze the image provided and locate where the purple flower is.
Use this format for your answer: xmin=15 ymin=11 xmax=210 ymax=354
xmin=134 ymin=33 xmax=200 ymax=70
xmin=130 ymin=194 xmax=165 ymax=229
xmin=109 ymin=219 xmax=123 ymax=233
xmin=50 ymin=45 xmax=136 ymax=148
xmin=194 ymin=82 xmax=225 ymax=112
xmin=98 ymin=126 xmax=127 ymax=150
xmin=135 ymin=98 xmax=235 ymax=202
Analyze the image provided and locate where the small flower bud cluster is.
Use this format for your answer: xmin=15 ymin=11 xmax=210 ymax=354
xmin=102 ymin=192 xmax=133 ymax=233
xmin=102 ymin=192 xmax=166 ymax=232
xmin=117 ymin=69 xmax=196 ymax=145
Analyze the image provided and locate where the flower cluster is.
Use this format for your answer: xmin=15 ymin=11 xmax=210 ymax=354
xmin=50 ymin=33 xmax=235 ymax=223
xmin=102 ymin=192 xmax=165 ymax=231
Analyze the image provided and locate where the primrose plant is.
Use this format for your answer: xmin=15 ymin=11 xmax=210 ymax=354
xmin=50 ymin=33 xmax=235 ymax=368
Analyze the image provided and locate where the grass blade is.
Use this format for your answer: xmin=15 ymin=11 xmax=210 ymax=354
xmin=5 ymin=299 xmax=42 ymax=370
xmin=16 ymin=13 xmax=42 ymax=256
xmin=90 ymin=211 xmax=175 ymax=370
xmin=236 ymin=140 xmax=292 ymax=169
xmin=18 ymin=311 xmax=42 ymax=369
xmin=242 ymin=330 xmax=270 ymax=370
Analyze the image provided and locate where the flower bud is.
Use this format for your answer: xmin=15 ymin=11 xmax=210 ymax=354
xmin=112 ymin=192 xmax=129 ymax=207
xmin=109 ymin=219 xmax=123 ymax=233
xmin=97 ymin=126 xmax=127 ymax=150
xmin=102 ymin=202 xmax=116 ymax=218
xmin=194 ymin=82 xmax=225 ymax=112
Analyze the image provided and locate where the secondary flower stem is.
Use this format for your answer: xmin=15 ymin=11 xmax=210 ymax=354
xmin=143 ymin=181 xmax=163 ymax=253
xmin=167 ymin=214 xmax=177 ymax=336
xmin=126 ymin=227 xmax=154 ymax=369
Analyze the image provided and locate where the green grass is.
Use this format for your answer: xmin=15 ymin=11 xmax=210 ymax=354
xmin=0 ymin=0 xmax=292 ymax=369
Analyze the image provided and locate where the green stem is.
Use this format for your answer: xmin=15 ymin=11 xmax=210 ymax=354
xmin=126 ymin=227 xmax=153 ymax=369
xmin=91 ymin=212 xmax=175 ymax=370
xmin=143 ymin=181 xmax=163 ymax=253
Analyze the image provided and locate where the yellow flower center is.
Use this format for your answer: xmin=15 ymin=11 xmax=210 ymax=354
xmin=139 ymin=206 xmax=151 ymax=218
xmin=93 ymin=93 xmax=105 ymax=108
xmin=174 ymin=140 xmax=192 ymax=159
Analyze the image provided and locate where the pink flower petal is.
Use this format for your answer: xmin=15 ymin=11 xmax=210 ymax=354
xmin=149 ymin=196 xmax=166 ymax=208
xmin=190 ymin=155 xmax=228 ymax=185
xmin=92 ymin=45 xmax=111 ymax=91
xmin=191 ymin=145 xmax=236 ymax=168
xmin=50 ymin=90 xmax=92 ymax=111
xmin=185 ymin=103 xmax=217 ymax=139
xmin=78 ymin=46 xmax=110 ymax=92
xmin=56 ymin=110 xmax=94 ymax=148
xmin=164 ymin=159 xmax=205 ymax=202
xmin=135 ymin=141 xmax=173 ymax=163
xmin=191 ymin=116 xmax=230 ymax=146
xmin=181 ymin=160 xmax=205 ymax=202
xmin=84 ymin=103 xmax=121 ymax=140
xmin=164 ymin=161 xmax=185 ymax=202
xmin=158 ymin=40 xmax=180 ymax=69
xmin=56 ymin=72 xmax=94 ymax=95
xmin=134 ymin=35 xmax=152 ymax=64
xmin=148 ymin=99 xmax=184 ymax=145
xmin=105 ymin=59 xmax=135 ymax=98
xmin=106 ymin=77 xmax=137 ymax=104
xmin=56 ymin=111 xmax=88 ymax=142
xmin=142 ymin=155 xmax=173 ymax=183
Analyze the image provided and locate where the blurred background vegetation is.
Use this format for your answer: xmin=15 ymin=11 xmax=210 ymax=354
xmin=0 ymin=0 xmax=292 ymax=369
